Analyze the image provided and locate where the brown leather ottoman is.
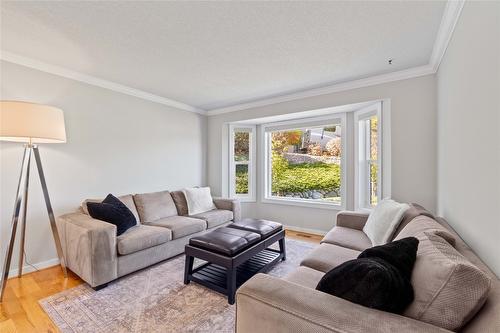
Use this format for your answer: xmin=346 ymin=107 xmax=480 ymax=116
xmin=184 ymin=219 xmax=285 ymax=304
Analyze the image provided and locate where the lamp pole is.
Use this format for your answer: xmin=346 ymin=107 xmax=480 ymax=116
xmin=0 ymin=144 xmax=68 ymax=302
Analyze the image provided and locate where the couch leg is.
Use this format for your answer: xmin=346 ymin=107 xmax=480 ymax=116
xmin=93 ymin=283 xmax=108 ymax=291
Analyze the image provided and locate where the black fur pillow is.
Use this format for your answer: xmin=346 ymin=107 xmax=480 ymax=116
xmin=87 ymin=194 xmax=136 ymax=236
xmin=316 ymin=237 xmax=419 ymax=314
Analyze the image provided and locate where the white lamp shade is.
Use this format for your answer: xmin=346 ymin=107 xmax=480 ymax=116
xmin=0 ymin=101 xmax=66 ymax=143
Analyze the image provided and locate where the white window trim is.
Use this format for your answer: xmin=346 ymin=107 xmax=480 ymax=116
xmin=354 ymin=100 xmax=391 ymax=212
xmin=228 ymin=124 xmax=256 ymax=202
xmin=261 ymin=114 xmax=347 ymax=210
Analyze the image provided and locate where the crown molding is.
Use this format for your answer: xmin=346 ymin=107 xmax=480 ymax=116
xmin=207 ymin=0 xmax=464 ymax=116
xmin=429 ymin=0 xmax=465 ymax=71
xmin=0 ymin=51 xmax=206 ymax=115
xmin=206 ymin=64 xmax=435 ymax=116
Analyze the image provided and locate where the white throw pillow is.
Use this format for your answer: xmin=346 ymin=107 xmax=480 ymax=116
xmin=183 ymin=187 xmax=217 ymax=216
xmin=363 ymin=199 xmax=410 ymax=246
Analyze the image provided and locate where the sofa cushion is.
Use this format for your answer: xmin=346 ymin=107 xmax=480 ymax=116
xmin=145 ymin=216 xmax=206 ymax=239
xmin=133 ymin=190 xmax=178 ymax=223
xmin=284 ymin=266 xmax=325 ymax=289
xmin=321 ymin=226 xmax=372 ymax=251
xmin=117 ymin=225 xmax=171 ymax=255
xmin=82 ymin=194 xmax=140 ymax=224
xmin=183 ymin=187 xmax=216 ymax=215
xmin=87 ymin=194 xmax=137 ymax=236
xmin=191 ymin=209 xmax=233 ymax=229
xmin=390 ymin=203 xmax=433 ymax=241
xmin=363 ymin=199 xmax=410 ymax=246
xmin=170 ymin=190 xmax=189 ymax=216
xmin=300 ymin=243 xmax=360 ymax=273
xmin=395 ymin=215 xmax=456 ymax=244
xmin=404 ymin=231 xmax=491 ymax=331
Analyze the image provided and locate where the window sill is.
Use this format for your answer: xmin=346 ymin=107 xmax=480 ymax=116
xmin=261 ymin=197 xmax=345 ymax=210
xmin=233 ymin=197 xmax=256 ymax=203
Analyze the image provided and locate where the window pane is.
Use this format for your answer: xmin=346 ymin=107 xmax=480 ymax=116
xmin=370 ymin=116 xmax=378 ymax=160
xmin=270 ymin=125 xmax=341 ymax=205
xmin=370 ymin=162 xmax=378 ymax=206
xmin=234 ymin=132 xmax=249 ymax=161
xmin=235 ymin=164 xmax=249 ymax=194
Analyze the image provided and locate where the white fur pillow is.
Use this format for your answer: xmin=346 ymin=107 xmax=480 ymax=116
xmin=363 ymin=199 xmax=410 ymax=246
xmin=183 ymin=187 xmax=217 ymax=216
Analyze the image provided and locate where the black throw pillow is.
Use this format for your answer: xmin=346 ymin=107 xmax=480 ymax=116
xmin=316 ymin=237 xmax=419 ymax=314
xmin=87 ymin=194 xmax=136 ymax=236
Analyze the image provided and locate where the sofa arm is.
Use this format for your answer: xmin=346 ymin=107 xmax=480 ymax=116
xmin=236 ymin=274 xmax=450 ymax=333
xmin=213 ymin=198 xmax=241 ymax=222
xmin=335 ymin=211 xmax=370 ymax=230
xmin=57 ymin=212 xmax=118 ymax=287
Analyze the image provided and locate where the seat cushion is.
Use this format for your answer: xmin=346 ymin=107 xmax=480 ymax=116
xmin=133 ymin=190 xmax=178 ymax=223
xmin=191 ymin=209 xmax=233 ymax=229
xmin=300 ymin=243 xmax=360 ymax=273
xmin=117 ymin=225 xmax=171 ymax=255
xmin=321 ymin=226 xmax=372 ymax=251
xmin=189 ymin=227 xmax=260 ymax=256
xmin=284 ymin=266 xmax=325 ymax=289
xmin=229 ymin=218 xmax=282 ymax=239
xmin=145 ymin=216 xmax=206 ymax=239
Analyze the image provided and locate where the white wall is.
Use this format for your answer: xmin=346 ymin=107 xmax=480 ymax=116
xmin=208 ymin=74 xmax=437 ymax=233
xmin=0 ymin=61 xmax=207 ymax=274
xmin=437 ymin=2 xmax=500 ymax=276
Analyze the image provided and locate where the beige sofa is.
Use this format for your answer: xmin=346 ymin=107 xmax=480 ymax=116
xmin=57 ymin=190 xmax=241 ymax=288
xmin=236 ymin=205 xmax=500 ymax=333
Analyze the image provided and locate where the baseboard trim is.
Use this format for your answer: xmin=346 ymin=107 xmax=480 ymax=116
xmin=284 ymin=225 xmax=327 ymax=236
xmin=7 ymin=258 xmax=60 ymax=278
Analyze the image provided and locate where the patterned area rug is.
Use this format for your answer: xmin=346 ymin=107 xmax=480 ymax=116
xmin=40 ymin=239 xmax=316 ymax=332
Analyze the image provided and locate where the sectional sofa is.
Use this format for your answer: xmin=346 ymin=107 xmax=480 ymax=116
xmin=236 ymin=205 xmax=499 ymax=333
xmin=56 ymin=190 xmax=240 ymax=288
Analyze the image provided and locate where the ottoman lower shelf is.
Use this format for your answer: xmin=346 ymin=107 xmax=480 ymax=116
xmin=191 ymin=248 xmax=282 ymax=293
xmin=184 ymin=227 xmax=286 ymax=304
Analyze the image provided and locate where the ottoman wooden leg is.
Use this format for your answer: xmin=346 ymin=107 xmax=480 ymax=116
xmin=227 ymin=268 xmax=237 ymax=304
xmin=279 ymin=238 xmax=286 ymax=261
xmin=184 ymin=255 xmax=194 ymax=284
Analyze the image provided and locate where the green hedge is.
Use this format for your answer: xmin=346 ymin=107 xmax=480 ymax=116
xmin=236 ymin=162 xmax=341 ymax=195
xmin=235 ymin=167 xmax=249 ymax=194
xmin=272 ymin=163 xmax=340 ymax=194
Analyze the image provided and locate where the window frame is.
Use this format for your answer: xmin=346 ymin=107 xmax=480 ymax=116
xmin=354 ymin=102 xmax=383 ymax=211
xmin=228 ymin=124 xmax=256 ymax=202
xmin=261 ymin=114 xmax=347 ymax=210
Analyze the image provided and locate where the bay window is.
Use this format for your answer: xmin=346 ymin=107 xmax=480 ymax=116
xmin=226 ymin=100 xmax=388 ymax=211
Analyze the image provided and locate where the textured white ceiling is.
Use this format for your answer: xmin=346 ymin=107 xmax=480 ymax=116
xmin=1 ymin=1 xmax=446 ymax=110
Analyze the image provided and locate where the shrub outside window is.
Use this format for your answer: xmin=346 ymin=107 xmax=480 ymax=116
xmin=264 ymin=116 xmax=346 ymax=208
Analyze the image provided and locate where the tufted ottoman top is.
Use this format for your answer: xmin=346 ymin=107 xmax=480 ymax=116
xmin=229 ymin=218 xmax=283 ymax=239
xmin=189 ymin=227 xmax=260 ymax=256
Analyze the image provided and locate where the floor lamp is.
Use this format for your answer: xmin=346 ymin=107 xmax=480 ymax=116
xmin=0 ymin=100 xmax=68 ymax=302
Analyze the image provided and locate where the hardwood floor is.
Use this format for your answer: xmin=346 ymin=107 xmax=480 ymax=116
xmin=0 ymin=230 xmax=321 ymax=332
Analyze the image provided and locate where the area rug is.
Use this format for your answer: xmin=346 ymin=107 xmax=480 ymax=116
xmin=40 ymin=238 xmax=316 ymax=333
